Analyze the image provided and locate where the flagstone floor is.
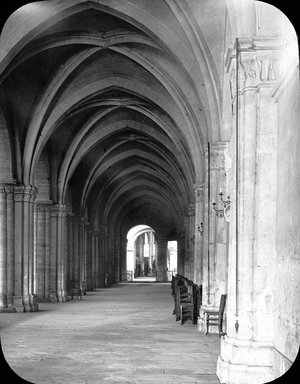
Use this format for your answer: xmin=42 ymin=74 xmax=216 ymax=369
xmin=1 ymin=282 xmax=220 ymax=384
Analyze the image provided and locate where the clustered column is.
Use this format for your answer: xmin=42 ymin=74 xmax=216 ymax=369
xmin=186 ymin=203 xmax=195 ymax=280
xmin=120 ymin=238 xmax=128 ymax=282
xmin=0 ymin=185 xmax=15 ymax=312
xmin=193 ymin=183 xmax=204 ymax=285
xmin=50 ymin=204 xmax=67 ymax=302
xmin=0 ymin=184 xmax=39 ymax=312
xmin=197 ymin=143 xmax=229 ymax=333
xmin=34 ymin=201 xmax=51 ymax=302
xmin=217 ymin=38 xmax=282 ymax=384
xmin=155 ymin=237 xmax=168 ymax=282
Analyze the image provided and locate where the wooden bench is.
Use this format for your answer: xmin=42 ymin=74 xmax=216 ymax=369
xmin=204 ymin=294 xmax=227 ymax=337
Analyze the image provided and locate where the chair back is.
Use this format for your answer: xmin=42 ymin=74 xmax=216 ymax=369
xmin=219 ymin=294 xmax=227 ymax=316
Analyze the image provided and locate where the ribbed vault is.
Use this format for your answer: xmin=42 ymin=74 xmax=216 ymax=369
xmin=0 ymin=0 xmax=225 ymax=242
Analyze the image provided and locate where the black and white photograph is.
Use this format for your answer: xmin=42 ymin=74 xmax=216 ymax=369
xmin=0 ymin=1 xmax=299 ymax=383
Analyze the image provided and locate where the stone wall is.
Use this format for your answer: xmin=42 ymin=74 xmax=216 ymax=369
xmin=274 ymin=63 xmax=300 ymax=375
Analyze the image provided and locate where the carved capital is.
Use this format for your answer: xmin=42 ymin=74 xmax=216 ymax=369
xmin=193 ymin=183 xmax=204 ymax=202
xmin=50 ymin=204 xmax=67 ymax=218
xmin=13 ymin=185 xmax=37 ymax=203
xmin=35 ymin=202 xmax=52 ymax=213
xmin=0 ymin=184 xmax=12 ymax=200
xmin=80 ymin=217 xmax=87 ymax=227
xmin=226 ymin=37 xmax=287 ymax=99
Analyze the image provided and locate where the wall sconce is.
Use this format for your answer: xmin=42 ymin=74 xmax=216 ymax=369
xmin=212 ymin=191 xmax=231 ymax=219
xmin=197 ymin=222 xmax=204 ymax=236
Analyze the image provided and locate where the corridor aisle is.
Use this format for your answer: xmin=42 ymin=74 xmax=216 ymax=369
xmin=1 ymin=283 xmax=220 ymax=384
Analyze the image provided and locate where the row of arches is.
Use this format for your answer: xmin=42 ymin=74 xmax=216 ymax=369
xmin=0 ymin=1 xmax=299 ymax=383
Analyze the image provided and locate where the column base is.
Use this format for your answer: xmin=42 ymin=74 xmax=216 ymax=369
xmin=29 ymin=294 xmax=39 ymax=311
xmin=217 ymin=336 xmax=275 ymax=384
xmin=11 ymin=295 xmax=39 ymax=312
xmin=57 ymin=289 xmax=68 ymax=302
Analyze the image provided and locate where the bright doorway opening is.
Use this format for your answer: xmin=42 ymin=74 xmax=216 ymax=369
xmin=126 ymin=226 xmax=178 ymax=282
xmin=167 ymin=241 xmax=178 ymax=280
xmin=126 ymin=225 xmax=156 ymax=282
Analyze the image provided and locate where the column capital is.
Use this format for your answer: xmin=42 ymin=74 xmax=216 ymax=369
xmin=226 ymin=36 xmax=291 ymax=99
xmin=12 ymin=185 xmax=38 ymax=203
xmin=80 ymin=217 xmax=88 ymax=227
xmin=35 ymin=201 xmax=52 ymax=213
xmin=193 ymin=183 xmax=204 ymax=202
xmin=0 ymin=183 xmax=15 ymax=196
xmin=50 ymin=204 xmax=67 ymax=218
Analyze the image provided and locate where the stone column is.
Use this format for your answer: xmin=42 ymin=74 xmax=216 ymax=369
xmin=50 ymin=204 xmax=67 ymax=302
xmin=217 ymin=38 xmax=283 ymax=384
xmin=79 ymin=217 xmax=87 ymax=290
xmin=97 ymin=232 xmax=104 ymax=286
xmin=85 ymin=224 xmax=93 ymax=291
xmin=0 ymin=184 xmax=15 ymax=312
xmin=210 ymin=143 xmax=230 ymax=308
xmin=102 ymin=230 xmax=110 ymax=286
xmin=176 ymin=230 xmax=185 ymax=276
xmin=114 ymin=237 xmax=120 ymax=283
xmin=65 ymin=213 xmax=73 ymax=293
xmin=72 ymin=216 xmax=80 ymax=288
xmin=120 ymin=238 xmax=128 ymax=282
xmin=34 ymin=201 xmax=51 ymax=301
xmin=13 ymin=185 xmax=38 ymax=312
xmin=156 ymin=237 xmax=168 ymax=282
xmin=187 ymin=202 xmax=195 ymax=280
xmin=183 ymin=216 xmax=190 ymax=277
xmin=198 ymin=143 xmax=230 ymax=333
xmin=94 ymin=230 xmax=100 ymax=289
xmin=193 ymin=183 xmax=205 ymax=285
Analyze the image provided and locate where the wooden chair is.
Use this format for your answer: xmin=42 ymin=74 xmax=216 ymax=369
xmin=80 ymin=281 xmax=87 ymax=295
xmin=180 ymin=283 xmax=202 ymax=325
xmin=69 ymin=280 xmax=82 ymax=300
xmin=173 ymin=277 xmax=189 ymax=321
xmin=204 ymin=294 xmax=227 ymax=337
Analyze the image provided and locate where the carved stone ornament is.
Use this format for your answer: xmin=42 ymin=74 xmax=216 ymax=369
xmin=226 ymin=37 xmax=285 ymax=100
xmin=193 ymin=184 xmax=204 ymax=202
xmin=35 ymin=202 xmax=52 ymax=213
xmin=188 ymin=202 xmax=195 ymax=216
xmin=228 ymin=54 xmax=279 ymax=99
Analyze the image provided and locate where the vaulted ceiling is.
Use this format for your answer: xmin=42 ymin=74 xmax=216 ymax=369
xmin=0 ymin=0 xmax=228 ymax=239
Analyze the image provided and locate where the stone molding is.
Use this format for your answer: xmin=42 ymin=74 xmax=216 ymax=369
xmin=0 ymin=183 xmax=37 ymax=202
xmin=50 ymin=204 xmax=67 ymax=218
xmin=203 ymin=142 xmax=229 ymax=171
xmin=35 ymin=201 xmax=52 ymax=213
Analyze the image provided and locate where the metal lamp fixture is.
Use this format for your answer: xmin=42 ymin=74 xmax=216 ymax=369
xmin=212 ymin=191 xmax=231 ymax=219
xmin=197 ymin=222 xmax=204 ymax=236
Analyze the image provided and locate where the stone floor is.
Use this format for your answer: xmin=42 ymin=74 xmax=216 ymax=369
xmin=0 ymin=283 xmax=221 ymax=384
